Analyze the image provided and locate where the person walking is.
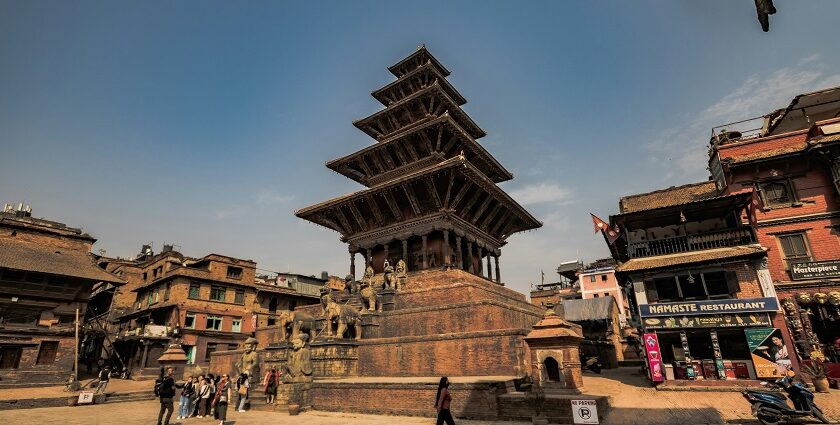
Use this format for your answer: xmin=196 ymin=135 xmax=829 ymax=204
xmin=212 ymin=374 xmax=232 ymax=425
xmin=435 ymin=376 xmax=455 ymax=425
xmin=177 ymin=376 xmax=195 ymax=420
xmin=263 ymin=366 xmax=278 ymax=404
xmin=95 ymin=365 xmax=111 ymax=395
xmin=156 ymin=367 xmax=177 ymax=425
xmin=197 ymin=376 xmax=213 ymax=417
xmin=236 ymin=373 xmax=250 ymax=412
xmin=191 ymin=374 xmax=205 ymax=417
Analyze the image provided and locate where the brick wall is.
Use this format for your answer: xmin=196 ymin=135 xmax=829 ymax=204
xmin=0 ymin=334 xmax=75 ymax=386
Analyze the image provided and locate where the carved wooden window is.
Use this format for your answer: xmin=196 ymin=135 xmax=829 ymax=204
xmin=234 ymin=290 xmax=245 ymax=305
xmin=778 ymin=232 xmax=812 ymax=269
xmin=760 ymin=179 xmax=799 ymax=207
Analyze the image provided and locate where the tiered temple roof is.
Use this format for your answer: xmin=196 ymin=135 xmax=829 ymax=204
xmin=296 ymin=46 xmax=541 ymax=282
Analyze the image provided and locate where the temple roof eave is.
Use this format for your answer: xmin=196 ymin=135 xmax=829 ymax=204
xmin=371 ymin=62 xmax=466 ymax=106
xmin=325 ymin=114 xmax=513 ymax=185
xmin=352 ymin=82 xmax=486 ymax=140
xmin=387 ymin=45 xmax=451 ymax=78
xmin=295 ymin=157 xmax=541 ymax=238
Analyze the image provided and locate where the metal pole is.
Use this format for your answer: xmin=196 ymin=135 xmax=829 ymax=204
xmin=74 ymin=305 xmax=80 ymax=380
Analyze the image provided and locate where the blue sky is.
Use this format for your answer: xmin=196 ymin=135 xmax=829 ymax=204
xmin=2 ymin=0 xmax=840 ymax=295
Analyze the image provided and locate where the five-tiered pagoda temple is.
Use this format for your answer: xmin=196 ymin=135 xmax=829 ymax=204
xmin=296 ymin=46 xmax=541 ymax=283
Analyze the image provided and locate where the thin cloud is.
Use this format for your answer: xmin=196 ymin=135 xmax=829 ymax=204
xmin=646 ymin=54 xmax=840 ymax=181
xmin=256 ymin=191 xmax=294 ymax=205
xmin=214 ymin=208 xmax=243 ymax=220
xmin=509 ymin=182 xmax=572 ymax=205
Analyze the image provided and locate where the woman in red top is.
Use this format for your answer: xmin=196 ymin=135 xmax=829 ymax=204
xmin=435 ymin=376 xmax=455 ymax=425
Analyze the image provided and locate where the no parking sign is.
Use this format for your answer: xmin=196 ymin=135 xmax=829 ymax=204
xmin=571 ymin=399 xmax=599 ymax=424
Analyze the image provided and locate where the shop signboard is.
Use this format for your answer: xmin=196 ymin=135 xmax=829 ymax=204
xmin=790 ymin=260 xmax=840 ymax=280
xmin=639 ymin=297 xmax=779 ymax=317
xmin=679 ymin=331 xmax=695 ymax=379
xmin=642 ymin=313 xmax=771 ymax=329
xmin=642 ymin=333 xmax=665 ymax=382
xmin=709 ymin=330 xmax=727 ymax=380
xmin=745 ymin=328 xmax=791 ymax=378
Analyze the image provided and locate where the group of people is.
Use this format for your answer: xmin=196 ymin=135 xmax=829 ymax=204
xmin=155 ymin=366 xmax=283 ymax=425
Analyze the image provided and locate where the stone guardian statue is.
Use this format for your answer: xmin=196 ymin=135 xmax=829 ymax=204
xmin=234 ymin=337 xmax=261 ymax=385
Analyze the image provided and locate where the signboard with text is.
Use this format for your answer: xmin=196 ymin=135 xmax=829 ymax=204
xmin=790 ymin=260 xmax=840 ymax=280
xmin=571 ymin=399 xmax=599 ymax=424
xmin=639 ymin=297 xmax=779 ymax=317
xmin=642 ymin=313 xmax=771 ymax=329
xmin=643 ymin=333 xmax=665 ymax=382
xmin=745 ymin=328 xmax=791 ymax=378
xmin=77 ymin=391 xmax=95 ymax=405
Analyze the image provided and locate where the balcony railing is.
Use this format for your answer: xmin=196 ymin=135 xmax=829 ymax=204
xmin=628 ymin=227 xmax=756 ymax=259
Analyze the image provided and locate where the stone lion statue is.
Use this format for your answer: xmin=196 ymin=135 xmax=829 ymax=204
xmin=363 ymin=265 xmax=374 ymax=286
xmin=383 ymin=264 xmax=397 ymax=290
xmin=323 ymin=299 xmax=362 ymax=340
xmin=275 ymin=310 xmax=316 ymax=343
xmin=344 ymin=274 xmax=359 ymax=295
xmin=359 ymin=279 xmax=381 ymax=312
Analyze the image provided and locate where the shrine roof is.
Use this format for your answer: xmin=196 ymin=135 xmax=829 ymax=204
xmin=615 ymin=244 xmax=766 ymax=272
xmin=326 ymin=114 xmax=512 ymax=185
xmin=353 ymin=82 xmax=486 ymax=140
xmin=372 ymin=61 xmax=466 ymax=106
xmin=388 ymin=45 xmax=451 ymax=78
xmin=618 ymin=181 xmax=720 ymax=214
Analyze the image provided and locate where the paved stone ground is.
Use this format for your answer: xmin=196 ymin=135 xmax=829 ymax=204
xmin=0 ymin=378 xmax=149 ymax=400
xmin=0 ymin=369 xmax=837 ymax=424
xmin=583 ymin=368 xmax=840 ymax=425
xmin=0 ymin=400 xmax=527 ymax=425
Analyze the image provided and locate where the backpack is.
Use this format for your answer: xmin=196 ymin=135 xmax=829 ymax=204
xmin=153 ymin=378 xmax=163 ymax=396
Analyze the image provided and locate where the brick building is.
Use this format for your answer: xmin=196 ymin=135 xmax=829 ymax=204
xmin=0 ymin=204 xmax=123 ymax=386
xmin=88 ymin=246 xmax=321 ymax=376
xmin=530 ymin=260 xmax=582 ymax=307
xmin=578 ymin=259 xmax=627 ymax=326
xmin=708 ymin=85 xmax=840 ymax=367
xmin=605 ymin=185 xmax=788 ymax=383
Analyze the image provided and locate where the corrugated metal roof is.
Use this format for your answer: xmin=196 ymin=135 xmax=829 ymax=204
xmin=558 ymin=297 xmax=617 ymax=322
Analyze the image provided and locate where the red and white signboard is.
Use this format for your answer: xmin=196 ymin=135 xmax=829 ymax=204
xmin=571 ymin=399 xmax=599 ymax=424
xmin=77 ymin=391 xmax=95 ymax=405
xmin=643 ymin=332 xmax=665 ymax=382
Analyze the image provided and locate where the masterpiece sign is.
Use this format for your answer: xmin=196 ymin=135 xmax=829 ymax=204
xmin=790 ymin=260 xmax=840 ymax=281
xmin=639 ymin=297 xmax=779 ymax=317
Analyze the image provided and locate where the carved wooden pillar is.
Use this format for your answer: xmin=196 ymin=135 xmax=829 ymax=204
xmin=350 ymin=250 xmax=356 ymax=279
xmin=401 ymin=239 xmax=408 ymax=271
xmin=363 ymin=248 xmax=370 ymax=267
xmin=443 ymin=230 xmax=450 ymax=266
xmin=486 ymin=254 xmax=493 ymax=281
xmin=478 ymin=247 xmax=484 ymax=277
xmin=494 ymin=254 xmax=500 ymax=283
xmin=422 ymin=235 xmax=428 ymax=269
xmin=467 ymin=241 xmax=474 ymax=273
xmin=455 ymin=236 xmax=463 ymax=270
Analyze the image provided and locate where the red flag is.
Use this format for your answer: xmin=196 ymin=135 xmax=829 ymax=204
xmin=748 ymin=189 xmax=764 ymax=226
xmin=591 ymin=213 xmax=621 ymax=244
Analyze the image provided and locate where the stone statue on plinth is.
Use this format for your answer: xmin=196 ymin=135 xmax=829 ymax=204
xmin=275 ymin=310 xmax=316 ymax=343
xmin=284 ymin=334 xmax=313 ymax=383
xmin=344 ymin=274 xmax=359 ymax=295
xmin=234 ymin=337 xmax=261 ymax=385
xmin=395 ymin=259 xmax=407 ymax=291
xmin=323 ymin=299 xmax=362 ymax=340
xmin=359 ymin=279 xmax=382 ymax=312
xmin=383 ymin=263 xmax=397 ymax=290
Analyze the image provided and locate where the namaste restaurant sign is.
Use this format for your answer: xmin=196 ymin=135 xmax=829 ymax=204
xmin=639 ymin=297 xmax=779 ymax=317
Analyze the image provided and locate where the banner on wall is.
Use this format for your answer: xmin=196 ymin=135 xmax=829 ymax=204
xmin=643 ymin=333 xmax=665 ymax=382
xmin=745 ymin=328 xmax=791 ymax=378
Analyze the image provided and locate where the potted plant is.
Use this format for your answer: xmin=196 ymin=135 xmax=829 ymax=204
xmin=801 ymin=359 xmax=830 ymax=393
xmin=525 ymin=384 xmax=548 ymax=425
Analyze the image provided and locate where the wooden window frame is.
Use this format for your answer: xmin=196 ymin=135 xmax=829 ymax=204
xmin=776 ymin=232 xmax=813 ymax=270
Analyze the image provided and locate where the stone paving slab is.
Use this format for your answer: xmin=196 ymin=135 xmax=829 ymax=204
xmin=0 ymin=399 xmax=528 ymax=425
xmin=0 ymin=378 xmax=150 ymax=401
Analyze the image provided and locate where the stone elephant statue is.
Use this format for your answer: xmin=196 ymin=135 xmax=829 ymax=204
xmin=276 ymin=310 xmax=316 ymax=343
xmin=324 ymin=300 xmax=362 ymax=340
